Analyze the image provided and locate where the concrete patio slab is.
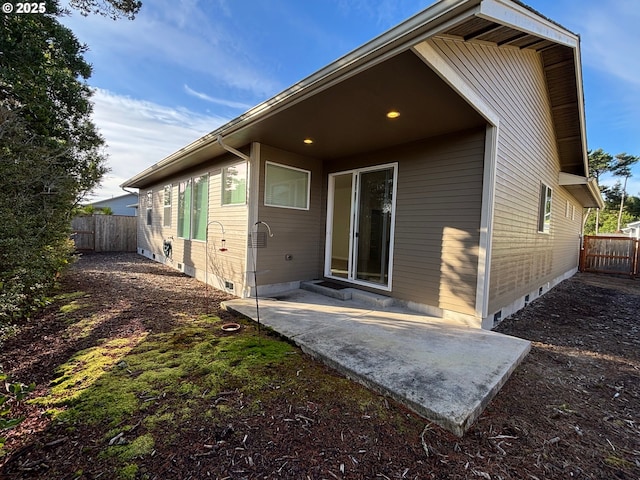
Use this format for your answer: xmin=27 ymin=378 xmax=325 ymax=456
xmin=222 ymin=289 xmax=530 ymax=436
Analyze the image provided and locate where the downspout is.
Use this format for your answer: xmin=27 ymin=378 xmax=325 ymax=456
xmin=217 ymin=135 xmax=255 ymax=299
xmin=217 ymin=135 xmax=250 ymax=161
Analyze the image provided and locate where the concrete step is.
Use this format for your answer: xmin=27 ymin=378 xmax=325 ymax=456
xmin=301 ymin=280 xmax=394 ymax=308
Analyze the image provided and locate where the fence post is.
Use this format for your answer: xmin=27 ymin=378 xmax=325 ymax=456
xmin=633 ymin=239 xmax=639 ymax=278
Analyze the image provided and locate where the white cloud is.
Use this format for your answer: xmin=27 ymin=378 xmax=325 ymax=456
xmin=578 ymin=1 xmax=640 ymax=87
xmin=61 ymin=3 xmax=281 ymax=99
xmin=88 ymin=89 xmax=228 ymax=201
xmin=184 ymin=85 xmax=252 ymax=110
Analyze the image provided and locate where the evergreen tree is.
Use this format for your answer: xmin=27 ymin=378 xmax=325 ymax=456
xmin=0 ymin=0 xmax=140 ymax=321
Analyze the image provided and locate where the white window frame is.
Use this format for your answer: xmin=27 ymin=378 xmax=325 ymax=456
xmin=146 ymin=190 xmax=152 ymax=226
xmin=264 ymin=161 xmax=311 ymax=211
xmin=191 ymin=174 xmax=209 ymax=242
xmin=222 ymin=162 xmax=247 ymax=206
xmin=538 ymin=183 xmax=552 ymax=234
xmin=177 ymin=179 xmax=192 ymax=239
xmin=163 ymin=185 xmax=172 ymax=227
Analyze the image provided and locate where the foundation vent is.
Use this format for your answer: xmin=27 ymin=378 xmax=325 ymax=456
xmin=493 ymin=310 xmax=502 ymax=328
xmin=224 ymin=280 xmax=234 ymax=292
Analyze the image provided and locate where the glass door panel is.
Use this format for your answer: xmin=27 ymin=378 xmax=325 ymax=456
xmin=326 ymin=164 xmax=396 ymax=289
xmin=355 ymin=167 xmax=393 ymax=285
xmin=330 ymin=173 xmax=353 ymax=279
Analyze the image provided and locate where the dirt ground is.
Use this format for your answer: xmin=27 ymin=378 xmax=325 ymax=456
xmin=1 ymin=252 xmax=638 ymax=479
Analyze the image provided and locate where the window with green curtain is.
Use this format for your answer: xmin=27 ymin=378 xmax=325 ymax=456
xmin=192 ymin=175 xmax=209 ymax=240
xmin=264 ymin=162 xmax=310 ymax=209
xmin=177 ymin=179 xmax=191 ymax=238
xmin=222 ymin=162 xmax=247 ymax=205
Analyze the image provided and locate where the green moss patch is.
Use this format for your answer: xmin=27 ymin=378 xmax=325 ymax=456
xmin=28 ymin=316 xmax=298 ymax=475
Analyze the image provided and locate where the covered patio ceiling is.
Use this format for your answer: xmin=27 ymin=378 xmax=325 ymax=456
xmin=230 ymin=50 xmax=487 ymax=160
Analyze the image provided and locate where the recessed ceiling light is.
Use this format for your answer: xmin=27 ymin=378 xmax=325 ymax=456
xmin=303 ymin=138 xmax=314 ymax=144
xmin=386 ymin=110 xmax=400 ymax=119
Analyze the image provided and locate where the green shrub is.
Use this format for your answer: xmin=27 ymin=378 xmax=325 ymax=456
xmin=0 ymin=237 xmax=76 ymax=325
xmin=0 ymin=372 xmax=35 ymax=453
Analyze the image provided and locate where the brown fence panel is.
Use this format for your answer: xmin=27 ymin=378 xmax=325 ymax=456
xmin=72 ymin=215 xmax=137 ymax=252
xmin=580 ymin=235 xmax=639 ymax=277
xmin=71 ymin=215 xmax=95 ymax=251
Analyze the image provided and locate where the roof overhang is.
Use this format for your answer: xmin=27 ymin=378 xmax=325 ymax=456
xmin=437 ymin=0 xmax=588 ymax=177
xmin=558 ymin=172 xmax=605 ymax=209
xmin=122 ymin=0 xmax=590 ymax=189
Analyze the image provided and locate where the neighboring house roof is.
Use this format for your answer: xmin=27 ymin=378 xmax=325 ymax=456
xmin=87 ymin=193 xmax=139 ymax=216
xmin=121 ymin=0 xmax=599 ymax=207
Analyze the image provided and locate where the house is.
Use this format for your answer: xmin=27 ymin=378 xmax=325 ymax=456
xmin=622 ymin=220 xmax=640 ymax=239
xmin=85 ymin=192 xmax=138 ymax=216
xmin=122 ymin=0 xmax=603 ymax=329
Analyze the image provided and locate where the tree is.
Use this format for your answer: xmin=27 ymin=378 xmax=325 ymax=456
xmin=610 ymin=153 xmax=639 ymax=232
xmin=0 ymin=0 xmax=139 ymax=322
xmin=586 ymin=149 xmax=614 ymax=234
xmin=68 ymin=0 xmax=141 ymax=19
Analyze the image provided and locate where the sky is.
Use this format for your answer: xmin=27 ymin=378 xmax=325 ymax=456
xmin=57 ymin=0 xmax=640 ymax=202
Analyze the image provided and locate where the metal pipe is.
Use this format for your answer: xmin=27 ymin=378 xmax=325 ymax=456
xmin=251 ymin=221 xmax=274 ymax=336
xmin=217 ymin=134 xmax=250 ymax=161
xmin=205 ymin=220 xmax=226 ymax=312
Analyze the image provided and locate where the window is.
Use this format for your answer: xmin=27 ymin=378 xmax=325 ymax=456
xmin=177 ymin=179 xmax=191 ymax=238
xmin=192 ymin=175 xmax=209 ymax=241
xmin=538 ymin=184 xmax=552 ymax=233
xmin=177 ymin=176 xmax=209 ymax=240
xmin=265 ymin=162 xmax=310 ymax=210
xmin=146 ymin=191 xmax=153 ymax=226
xmin=163 ymin=185 xmax=172 ymax=227
xmin=222 ymin=162 xmax=247 ymax=205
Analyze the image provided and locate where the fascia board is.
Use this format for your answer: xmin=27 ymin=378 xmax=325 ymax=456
xmin=478 ymin=0 xmax=578 ymax=48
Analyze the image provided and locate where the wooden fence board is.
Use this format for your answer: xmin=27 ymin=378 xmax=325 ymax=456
xmin=579 ymin=235 xmax=639 ymax=277
xmin=71 ymin=215 xmax=137 ymax=252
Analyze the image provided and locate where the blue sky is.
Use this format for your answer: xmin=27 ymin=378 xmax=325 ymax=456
xmin=59 ymin=0 xmax=640 ymax=202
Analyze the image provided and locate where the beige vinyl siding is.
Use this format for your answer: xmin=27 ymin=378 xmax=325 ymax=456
xmin=325 ymin=128 xmax=485 ymax=316
xmin=136 ymin=154 xmax=249 ymax=294
xmin=137 ymin=187 xmax=164 ymax=256
xmin=428 ymin=37 xmax=582 ymax=314
xmin=254 ymin=144 xmax=324 ymax=286
xmin=204 ymin=163 xmax=248 ymax=292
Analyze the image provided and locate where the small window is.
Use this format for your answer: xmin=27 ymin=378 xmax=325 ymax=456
xmin=192 ymin=175 xmax=209 ymax=241
xmin=538 ymin=184 xmax=552 ymax=234
xmin=163 ymin=185 xmax=172 ymax=227
xmin=222 ymin=162 xmax=247 ymax=205
xmin=177 ymin=179 xmax=191 ymax=238
xmin=264 ymin=161 xmax=310 ymax=210
xmin=146 ymin=191 xmax=152 ymax=226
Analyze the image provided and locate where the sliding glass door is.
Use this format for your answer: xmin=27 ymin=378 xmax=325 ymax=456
xmin=326 ymin=164 xmax=397 ymax=290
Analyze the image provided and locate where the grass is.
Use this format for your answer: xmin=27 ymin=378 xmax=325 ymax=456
xmin=28 ymin=305 xmax=300 ymax=476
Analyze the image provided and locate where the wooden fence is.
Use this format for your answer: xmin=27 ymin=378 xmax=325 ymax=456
xmin=579 ymin=235 xmax=639 ymax=277
xmin=71 ymin=215 xmax=137 ymax=252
